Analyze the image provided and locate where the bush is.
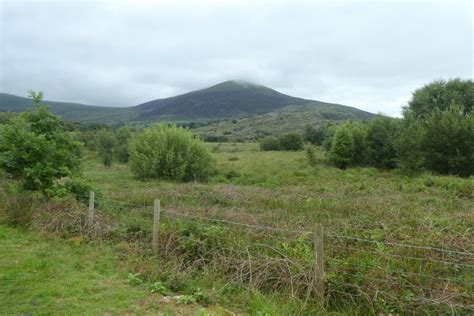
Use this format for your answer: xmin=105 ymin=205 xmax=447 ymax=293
xmin=420 ymin=104 xmax=474 ymax=177
xmin=128 ymin=124 xmax=215 ymax=181
xmin=279 ymin=133 xmax=304 ymax=151
xmin=0 ymin=91 xmax=81 ymax=194
xmin=97 ymin=129 xmax=116 ymax=167
xmin=329 ymin=125 xmax=355 ymax=170
xmin=259 ymin=136 xmax=281 ymax=151
xmin=305 ymin=146 xmax=318 ymax=166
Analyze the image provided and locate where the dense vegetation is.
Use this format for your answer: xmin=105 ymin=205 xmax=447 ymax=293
xmin=128 ymin=124 xmax=215 ymax=181
xmin=322 ymin=78 xmax=473 ymax=176
xmin=0 ymin=92 xmax=82 ymax=195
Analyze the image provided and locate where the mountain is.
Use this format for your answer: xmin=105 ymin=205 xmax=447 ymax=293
xmin=134 ymin=81 xmax=310 ymax=120
xmin=0 ymin=93 xmax=134 ymax=123
xmin=0 ymin=81 xmax=374 ymax=124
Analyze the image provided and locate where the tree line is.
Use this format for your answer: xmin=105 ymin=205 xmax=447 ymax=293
xmin=313 ymin=78 xmax=473 ymax=177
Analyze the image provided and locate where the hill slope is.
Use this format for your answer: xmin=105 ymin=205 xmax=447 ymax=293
xmin=193 ymin=101 xmax=374 ymax=141
xmin=0 ymin=93 xmax=135 ymax=123
xmin=0 ymin=81 xmax=374 ymax=124
xmin=134 ymin=80 xmax=311 ymax=120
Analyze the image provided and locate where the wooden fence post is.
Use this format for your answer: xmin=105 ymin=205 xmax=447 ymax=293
xmin=152 ymin=199 xmax=161 ymax=254
xmin=313 ymin=224 xmax=324 ymax=305
xmin=88 ymin=191 xmax=95 ymax=229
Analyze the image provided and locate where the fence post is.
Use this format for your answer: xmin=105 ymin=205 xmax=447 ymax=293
xmin=313 ymin=224 xmax=324 ymax=305
xmin=88 ymin=191 xmax=95 ymax=229
xmin=152 ymin=199 xmax=161 ymax=254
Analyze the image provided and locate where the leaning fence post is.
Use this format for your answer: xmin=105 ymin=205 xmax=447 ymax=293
xmin=313 ymin=224 xmax=324 ymax=305
xmin=152 ymin=199 xmax=161 ymax=254
xmin=88 ymin=191 xmax=95 ymax=228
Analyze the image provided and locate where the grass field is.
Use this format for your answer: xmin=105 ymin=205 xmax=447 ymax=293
xmin=1 ymin=143 xmax=473 ymax=314
xmin=0 ymin=225 xmax=234 ymax=315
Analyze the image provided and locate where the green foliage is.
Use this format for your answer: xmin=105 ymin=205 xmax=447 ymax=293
xmin=394 ymin=113 xmax=425 ymax=172
xmin=328 ymin=122 xmax=368 ymax=169
xmin=149 ymin=281 xmax=167 ymax=294
xmin=278 ymin=133 xmax=304 ymax=151
xmin=329 ymin=125 xmax=355 ymax=170
xmin=127 ymin=273 xmax=143 ymax=286
xmin=405 ymin=78 xmax=473 ymax=120
xmin=260 ymin=133 xmax=304 ymax=151
xmin=305 ymin=146 xmax=318 ymax=166
xmin=128 ymin=124 xmax=215 ymax=181
xmin=303 ymin=124 xmax=326 ymax=145
xmin=0 ymin=93 xmax=81 ymax=194
xmin=259 ymin=136 xmax=281 ymax=151
xmin=64 ymin=176 xmax=95 ymax=198
xmin=366 ymin=116 xmax=399 ymax=169
xmin=115 ymin=126 xmax=132 ymax=163
xmin=420 ymin=104 xmax=474 ymax=176
xmin=97 ymin=129 xmax=116 ymax=167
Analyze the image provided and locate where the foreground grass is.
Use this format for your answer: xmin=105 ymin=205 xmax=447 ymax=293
xmin=0 ymin=225 xmax=222 ymax=315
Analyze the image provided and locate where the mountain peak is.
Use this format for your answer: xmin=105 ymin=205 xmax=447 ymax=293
xmin=205 ymin=80 xmax=269 ymax=92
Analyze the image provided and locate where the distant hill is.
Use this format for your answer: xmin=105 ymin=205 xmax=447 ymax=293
xmin=0 ymin=93 xmax=135 ymax=123
xmin=0 ymin=81 xmax=374 ymax=124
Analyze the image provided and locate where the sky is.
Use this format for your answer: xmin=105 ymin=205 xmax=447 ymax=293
xmin=0 ymin=0 xmax=472 ymax=117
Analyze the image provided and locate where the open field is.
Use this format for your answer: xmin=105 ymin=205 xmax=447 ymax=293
xmin=0 ymin=225 xmax=232 ymax=315
xmin=1 ymin=143 xmax=473 ymax=314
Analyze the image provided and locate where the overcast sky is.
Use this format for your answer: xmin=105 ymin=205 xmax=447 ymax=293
xmin=0 ymin=0 xmax=472 ymax=116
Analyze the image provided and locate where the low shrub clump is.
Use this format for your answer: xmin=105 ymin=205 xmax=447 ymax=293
xmin=128 ymin=124 xmax=216 ymax=181
xmin=259 ymin=133 xmax=304 ymax=151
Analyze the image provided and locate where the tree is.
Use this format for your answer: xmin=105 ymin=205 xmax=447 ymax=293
xmin=0 ymin=91 xmax=81 ymax=194
xmin=405 ymin=78 xmax=473 ymax=120
xmin=329 ymin=125 xmax=355 ymax=170
xmin=420 ymin=104 xmax=473 ymax=177
xmin=303 ymin=125 xmax=326 ymax=145
xmin=97 ymin=129 xmax=116 ymax=167
xmin=366 ymin=116 xmax=399 ymax=169
xmin=128 ymin=124 xmax=215 ymax=181
xmin=395 ymin=112 xmax=424 ymax=172
xmin=115 ymin=126 xmax=132 ymax=163
xmin=278 ymin=133 xmax=304 ymax=151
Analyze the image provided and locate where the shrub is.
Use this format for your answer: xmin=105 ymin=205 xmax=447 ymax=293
xmin=329 ymin=125 xmax=355 ymax=170
xmin=97 ymin=129 xmax=116 ymax=167
xmin=0 ymin=91 xmax=81 ymax=194
xmin=259 ymin=136 xmax=281 ymax=151
xmin=305 ymin=146 xmax=318 ymax=166
xmin=278 ymin=133 xmax=304 ymax=151
xmin=128 ymin=124 xmax=215 ymax=181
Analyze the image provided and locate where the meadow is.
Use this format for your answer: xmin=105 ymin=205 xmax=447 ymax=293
xmin=1 ymin=142 xmax=473 ymax=314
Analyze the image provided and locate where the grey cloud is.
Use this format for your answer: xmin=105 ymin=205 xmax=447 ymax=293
xmin=1 ymin=0 xmax=472 ymax=116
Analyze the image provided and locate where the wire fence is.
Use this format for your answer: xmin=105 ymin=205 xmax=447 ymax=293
xmin=78 ymin=192 xmax=474 ymax=312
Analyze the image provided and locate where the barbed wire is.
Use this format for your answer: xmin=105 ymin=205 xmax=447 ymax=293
xmin=331 ymin=270 xmax=472 ymax=298
xmin=76 ymin=195 xmax=474 ymax=257
xmin=331 ymin=245 xmax=474 ymax=268
xmin=327 ymin=233 xmax=474 ymax=257
xmin=328 ymin=257 xmax=468 ymax=285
